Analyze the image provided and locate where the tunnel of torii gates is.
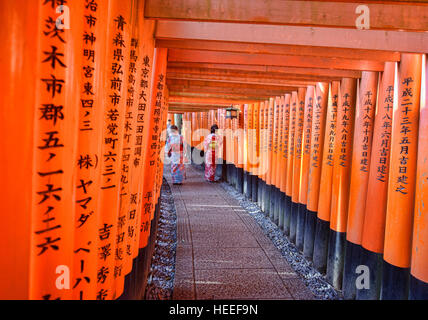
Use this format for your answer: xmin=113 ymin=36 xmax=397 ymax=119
xmin=0 ymin=0 xmax=427 ymax=301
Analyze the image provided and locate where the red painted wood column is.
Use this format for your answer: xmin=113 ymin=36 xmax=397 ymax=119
xmin=285 ymin=92 xmax=297 ymax=236
xmin=290 ymin=87 xmax=306 ymax=244
xmin=269 ymin=97 xmax=281 ymax=221
xmin=30 ymin=0 xmax=84 ymax=300
xmin=313 ymin=81 xmax=339 ymax=273
xmin=304 ymin=82 xmax=329 ymax=260
xmin=236 ymin=104 xmax=245 ymax=194
xmin=279 ymin=94 xmax=291 ymax=231
xmin=96 ymin=0 xmax=133 ymax=300
xmin=0 ymin=0 xmax=39 ymax=300
xmin=275 ymin=96 xmax=286 ymax=228
xmin=410 ymin=54 xmax=428 ymax=300
xmin=243 ymin=103 xmax=251 ymax=197
xmin=359 ymin=62 xmax=396 ymax=300
xmin=260 ymin=100 xmax=269 ymax=210
xmin=327 ymin=78 xmax=357 ymax=290
xmin=383 ymin=53 xmax=423 ymax=300
xmin=279 ymin=93 xmax=291 ymax=231
xmin=139 ymin=48 xmax=168 ymax=249
xmin=343 ymin=71 xmax=379 ymax=299
xmin=250 ymin=102 xmax=260 ymax=202
xmin=263 ymin=98 xmax=275 ymax=213
xmin=257 ymin=101 xmax=266 ymax=207
xmin=73 ymin=0 xmax=108 ymax=300
xmin=296 ymin=86 xmax=314 ymax=251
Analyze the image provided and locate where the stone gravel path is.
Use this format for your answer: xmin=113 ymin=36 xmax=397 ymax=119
xmin=165 ymin=165 xmax=315 ymax=300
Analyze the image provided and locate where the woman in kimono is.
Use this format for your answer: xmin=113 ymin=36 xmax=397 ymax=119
xmin=203 ymin=124 xmax=222 ymax=182
xmin=165 ymin=125 xmax=186 ymax=185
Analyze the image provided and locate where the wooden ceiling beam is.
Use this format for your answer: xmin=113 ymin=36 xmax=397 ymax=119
xmin=169 ymin=104 xmax=221 ymax=109
xmin=167 ymin=62 xmax=363 ymax=78
xmin=156 ymin=39 xmax=400 ymax=62
xmin=168 ymin=108 xmax=216 ymax=113
xmin=169 ymin=96 xmax=255 ymax=105
xmin=167 ymin=78 xmax=300 ymax=92
xmin=168 ymin=85 xmax=291 ymax=97
xmin=155 ymin=21 xmax=428 ymax=53
xmin=167 ymin=73 xmax=319 ymax=87
xmin=169 ymin=91 xmax=275 ymax=101
xmin=168 ymin=49 xmax=385 ymax=71
xmin=145 ymin=0 xmax=428 ymax=31
xmin=170 ymin=102 xmax=230 ymax=108
xmin=167 ymin=67 xmax=339 ymax=82
xmin=168 ymin=108 xmax=216 ymax=114
xmin=168 ymin=103 xmax=227 ymax=111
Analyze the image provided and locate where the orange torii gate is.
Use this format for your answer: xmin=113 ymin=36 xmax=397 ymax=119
xmin=195 ymin=56 xmax=427 ymax=301
xmin=207 ymin=58 xmax=426 ymax=299
xmin=359 ymin=62 xmax=396 ymax=300
xmin=1 ymin=0 xmax=427 ymax=301
xmin=303 ymin=82 xmax=328 ymax=261
xmin=0 ymin=0 xmax=170 ymax=300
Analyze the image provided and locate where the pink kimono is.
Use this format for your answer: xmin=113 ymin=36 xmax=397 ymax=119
xmin=203 ymin=133 xmax=222 ymax=182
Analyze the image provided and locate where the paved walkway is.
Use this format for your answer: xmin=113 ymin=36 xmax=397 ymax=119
xmin=165 ymin=165 xmax=314 ymax=300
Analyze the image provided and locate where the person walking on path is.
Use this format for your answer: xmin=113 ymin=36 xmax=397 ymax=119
xmin=165 ymin=125 xmax=186 ymax=185
xmin=203 ymin=124 xmax=223 ymax=182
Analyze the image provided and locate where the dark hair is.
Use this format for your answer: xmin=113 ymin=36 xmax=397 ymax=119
xmin=170 ymin=125 xmax=178 ymax=132
xmin=210 ymin=124 xmax=219 ymax=134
